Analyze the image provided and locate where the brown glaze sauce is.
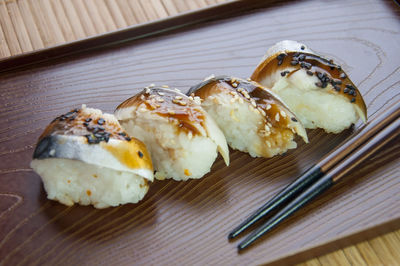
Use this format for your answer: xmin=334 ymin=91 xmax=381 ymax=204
xmin=118 ymin=87 xmax=206 ymax=136
xmin=190 ymin=76 xmax=297 ymax=149
xmin=40 ymin=108 xmax=129 ymax=143
xmin=252 ymin=51 xmax=366 ymax=113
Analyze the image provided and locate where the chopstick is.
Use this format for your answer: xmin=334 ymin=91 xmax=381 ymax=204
xmin=228 ymin=101 xmax=400 ymax=250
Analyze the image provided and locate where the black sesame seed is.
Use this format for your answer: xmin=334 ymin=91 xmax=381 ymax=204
xmin=304 ymin=62 xmax=312 ymax=69
xmin=346 ymin=84 xmax=356 ymax=90
xmin=317 ymin=72 xmax=323 ymax=79
xmin=343 ymin=88 xmax=349 ymax=94
xmin=291 ymin=117 xmax=298 ymax=122
xmin=300 ymin=45 xmax=305 ymax=50
xmin=85 ymin=118 xmax=92 ymax=122
xmin=104 ymin=135 xmax=110 ymax=142
xmin=87 ymin=126 xmax=94 ymax=131
xmin=334 ymin=85 xmax=341 ymax=92
xmin=118 ymin=132 xmax=126 ymax=136
xmin=94 ymin=133 xmax=104 ymax=139
xmin=97 ymin=118 xmax=105 ymax=125
xmin=85 ymin=134 xmax=97 ymax=144
xmin=59 ymin=116 xmax=66 ymax=121
xmin=83 ymin=122 xmax=89 ymax=126
xmin=298 ymin=54 xmax=306 ymax=61
xmin=315 ymin=82 xmax=323 ymax=88
xmin=350 ymin=98 xmax=356 ymax=103
xmin=280 ymin=70 xmax=290 ymax=77
xmin=321 ymin=82 xmax=328 ymax=88
xmin=138 ymin=151 xmax=144 ymax=158
xmin=293 ymin=52 xmax=300 ymax=57
xmin=290 ymin=60 xmax=299 ymax=66
xmin=340 ymin=73 xmax=347 ymax=79
xmin=277 ymin=53 xmax=286 ymax=61
xmin=335 ymin=79 xmax=342 ymax=85
xmin=306 ymin=70 xmax=313 ymax=76
xmin=69 ymin=115 xmax=76 ymax=121
xmin=97 ymin=126 xmax=105 ymax=131
xmin=124 ymin=136 xmax=131 ymax=141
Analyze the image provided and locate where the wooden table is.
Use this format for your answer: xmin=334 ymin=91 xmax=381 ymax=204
xmin=0 ymin=0 xmax=399 ymax=265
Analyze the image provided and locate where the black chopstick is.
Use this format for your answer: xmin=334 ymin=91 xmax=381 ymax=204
xmin=237 ymin=115 xmax=399 ymax=250
xmin=229 ymin=101 xmax=400 ymax=241
xmin=228 ymin=102 xmax=400 ymax=250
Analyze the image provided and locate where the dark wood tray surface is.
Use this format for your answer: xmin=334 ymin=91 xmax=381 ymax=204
xmin=0 ymin=0 xmax=399 ymax=265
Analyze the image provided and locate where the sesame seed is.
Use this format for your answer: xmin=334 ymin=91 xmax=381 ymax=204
xmin=156 ymin=97 xmax=164 ymax=103
xmin=83 ymin=122 xmax=89 ymax=127
xmin=291 ymin=117 xmax=298 ymax=122
xmin=344 ymin=88 xmax=349 ymax=94
xmin=168 ymin=109 xmax=175 ymax=115
xmin=334 ymin=85 xmax=341 ymax=92
xmin=264 ymin=124 xmax=270 ymax=131
xmin=315 ymin=82 xmax=323 ymax=88
xmin=301 ymin=45 xmax=305 ymax=50
xmin=158 ymin=92 xmax=165 ymax=96
xmin=298 ymin=54 xmax=306 ymax=61
xmin=290 ymin=60 xmax=299 ymax=66
xmin=124 ymin=136 xmax=131 ymax=141
xmin=340 ymin=73 xmax=347 ymax=79
xmin=266 ymin=104 xmax=271 ymax=110
xmin=175 ymin=96 xmax=183 ymax=100
xmin=97 ymin=118 xmax=105 ymax=125
xmin=258 ymin=108 xmax=266 ymax=116
xmin=275 ymin=113 xmax=280 ymax=122
xmin=277 ymin=53 xmax=286 ymax=61
xmin=267 ymin=122 xmax=272 ymax=127
xmin=145 ymin=88 xmax=151 ymax=94
xmin=280 ymin=110 xmax=287 ymax=118
xmin=85 ymin=118 xmax=92 ymax=122
xmin=232 ymin=82 xmax=238 ymax=88
xmin=251 ymin=100 xmax=257 ymax=107
xmin=306 ymin=70 xmax=313 ymax=76
xmin=118 ymin=132 xmax=127 ymax=136
xmin=178 ymin=101 xmax=187 ymax=106
xmin=161 ymin=85 xmax=169 ymax=88
xmin=140 ymin=95 xmax=145 ymax=100
xmin=238 ymin=98 xmax=244 ymax=104
xmin=350 ymin=98 xmax=356 ymax=103
xmin=138 ymin=151 xmax=144 ymax=158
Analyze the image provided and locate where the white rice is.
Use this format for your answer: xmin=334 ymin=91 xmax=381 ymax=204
xmin=119 ymin=110 xmax=218 ymax=181
xmin=266 ymin=70 xmax=358 ymax=133
xmin=201 ymin=92 xmax=297 ymax=158
xmin=31 ymin=158 xmax=148 ymax=208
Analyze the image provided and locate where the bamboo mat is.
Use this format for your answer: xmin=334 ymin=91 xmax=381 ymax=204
xmin=0 ymin=0 xmax=399 ymax=265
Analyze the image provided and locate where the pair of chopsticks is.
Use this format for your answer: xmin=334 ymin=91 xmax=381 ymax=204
xmin=229 ymin=101 xmax=400 ymax=251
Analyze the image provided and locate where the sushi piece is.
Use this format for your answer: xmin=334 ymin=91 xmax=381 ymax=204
xmin=251 ymin=40 xmax=367 ymax=133
xmin=30 ymin=105 xmax=153 ymax=208
xmin=115 ymin=86 xmax=229 ymax=181
xmin=187 ymin=76 xmax=308 ymax=158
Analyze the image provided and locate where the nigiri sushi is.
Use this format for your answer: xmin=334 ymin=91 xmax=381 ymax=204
xmin=251 ymin=40 xmax=367 ymax=133
xmin=188 ymin=76 xmax=308 ymax=158
xmin=30 ymin=105 xmax=153 ymax=208
xmin=115 ymin=86 xmax=229 ymax=181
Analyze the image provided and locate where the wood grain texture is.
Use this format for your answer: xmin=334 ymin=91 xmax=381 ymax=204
xmin=0 ymin=0 xmax=399 ymax=265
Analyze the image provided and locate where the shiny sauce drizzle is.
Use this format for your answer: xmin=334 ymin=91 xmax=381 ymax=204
xmin=120 ymin=87 xmax=206 ymax=136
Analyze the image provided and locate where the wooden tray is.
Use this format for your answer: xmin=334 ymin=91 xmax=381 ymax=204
xmin=0 ymin=0 xmax=399 ymax=264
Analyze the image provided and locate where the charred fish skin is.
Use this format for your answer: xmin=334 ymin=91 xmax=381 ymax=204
xmin=188 ymin=76 xmax=308 ymax=158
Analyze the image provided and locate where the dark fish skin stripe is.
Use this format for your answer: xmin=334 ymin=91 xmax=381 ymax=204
xmin=187 ymin=75 xmax=231 ymax=96
xmin=33 ymin=135 xmax=59 ymax=159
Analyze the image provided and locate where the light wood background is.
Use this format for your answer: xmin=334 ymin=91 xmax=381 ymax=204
xmin=0 ymin=0 xmax=399 ymax=265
